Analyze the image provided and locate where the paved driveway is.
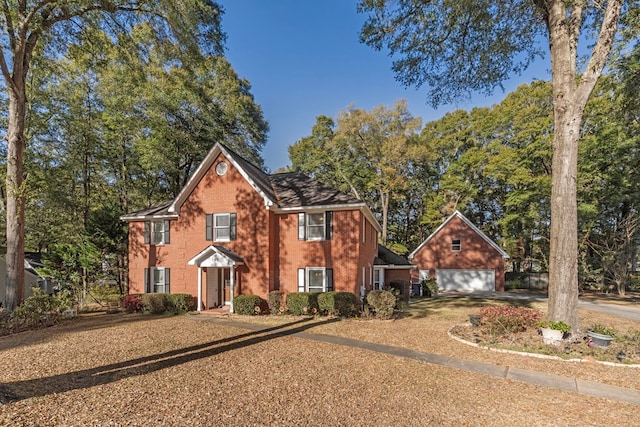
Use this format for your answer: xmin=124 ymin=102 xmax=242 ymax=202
xmin=440 ymin=290 xmax=640 ymax=321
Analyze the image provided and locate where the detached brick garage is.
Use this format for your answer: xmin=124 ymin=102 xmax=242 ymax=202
xmin=408 ymin=211 xmax=509 ymax=292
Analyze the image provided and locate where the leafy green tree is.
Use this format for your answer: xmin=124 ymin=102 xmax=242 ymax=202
xmin=359 ymin=0 xmax=638 ymax=330
xmin=290 ymin=101 xmax=421 ymax=245
xmin=578 ymin=75 xmax=640 ymax=295
xmin=0 ymin=1 xmax=225 ymax=310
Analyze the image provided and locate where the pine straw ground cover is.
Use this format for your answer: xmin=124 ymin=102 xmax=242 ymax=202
xmin=0 ymin=295 xmax=638 ymax=426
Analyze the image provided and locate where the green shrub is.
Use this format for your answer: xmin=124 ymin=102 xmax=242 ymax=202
xmin=89 ymin=284 xmax=121 ymax=305
xmin=165 ymin=294 xmax=195 ymax=314
xmin=286 ymin=292 xmax=319 ymax=315
xmin=141 ymin=293 xmax=166 ymax=314
xmin=421 ymin=278 xmax=438 ymax=297
xmin=233 ymin=295 xmax=264 ymax=315
xmin=13 ymin=291 xmax=67 ymax=329
xmin=387 ymin=280 xmax=410 ymax=306
xmin=267 ymin=290 xmax=284 ymax=314
xmin=366 ymin=290 xmax=396 ymax=319
xmin=317 ymin=292 xmax=356 ymax=317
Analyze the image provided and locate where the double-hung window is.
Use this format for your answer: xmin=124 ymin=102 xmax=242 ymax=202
xmin=298 ymin=211 xmax=333 ymax=241
xmin=144 ymin=220 xmax=170 ymax=245
xmin=451 ymin=239 xmax=462 ymax=251
xmin=206 ymin=213 xmax=237 ymax=241
xmin=298 ymin=267 xmax=334 ymax=293
xmin=144 ymin=267 xmax=170 ymax=293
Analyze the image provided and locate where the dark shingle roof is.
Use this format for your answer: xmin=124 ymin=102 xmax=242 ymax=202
xmin=120 ymin=201 xmax=173 ymax=220
xmin=122 ymin=143 xmax=365 ymax=220
xmin=374 ymin=245 xmax=412 ymax=266
xmin=222 ymin=145 xmax=277 ymax=202
xmin=270 ymin=172 xmax=361 ymax=208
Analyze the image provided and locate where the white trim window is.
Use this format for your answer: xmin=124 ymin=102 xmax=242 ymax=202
xmin=298 ymin=211 xmax=333 ymax=241
xmin=297 ymin=267 xmax=334 ymax=293
xmin=144 ymin=220 xmax=170 ymax=245
xmin=451 ymin=239 xmax=462 ymax=251
xmin=206 ymin=213 xmax=237 ymax=241
xmin=144 ymin=267 xmax=171 ymax=293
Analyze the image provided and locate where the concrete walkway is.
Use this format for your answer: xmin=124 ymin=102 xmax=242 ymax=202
xmin=193 ymin=312 xmax=640 ymax=406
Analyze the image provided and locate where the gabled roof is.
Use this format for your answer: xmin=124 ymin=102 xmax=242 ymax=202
xmin=188 ymin=245 xmax=245 ymax=267
xmin=408 ymin=210 xmax=509 ymax=259
xmin=169 ymin=143 xmax=277 ymax=214
xmin=374 ymin=245 xmax=414 ymax=269
xmin=121 ymin=142 xmax=382 ymax=232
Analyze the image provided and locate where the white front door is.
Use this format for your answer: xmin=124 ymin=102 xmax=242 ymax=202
xmin=206 ymin=268 xmax=220 ymax=308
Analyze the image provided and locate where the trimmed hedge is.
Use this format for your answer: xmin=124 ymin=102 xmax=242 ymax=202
xmin=165 ymin=294 xmax=195 ymax=313
xmin=286 ymin=292 xmax=319 ymax=315
xmin=140 ymin=293 xmax=195 ymax=314
xmin=317 ymin=291 xmax=356 ymax=317
xmin=267 ymin=290 xmax=284 ymax=314
xmin=141 ymin=293 xmax=167 ymax=314
xmin=366 ymin=290 xmax=396 ymax=319
xmin=233 ymin=294 xmax=264 ymax=315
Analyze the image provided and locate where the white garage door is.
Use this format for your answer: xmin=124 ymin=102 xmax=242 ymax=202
xmin=436 ymin=269 xmax=495 ymax=291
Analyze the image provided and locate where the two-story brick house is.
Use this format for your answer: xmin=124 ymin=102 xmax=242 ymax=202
xmin=121 ymin=143 xmax=383 ymax=311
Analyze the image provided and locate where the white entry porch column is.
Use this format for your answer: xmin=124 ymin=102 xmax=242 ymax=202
xmin=197 ymin=266 xmax=202 ymax=312
xmin=229 ymin=265 xmax=235 ymax=313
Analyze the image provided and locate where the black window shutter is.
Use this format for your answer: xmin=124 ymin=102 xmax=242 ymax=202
xmin=230 ymin=213 xmax=237 ymax=240
xmin=164 ymin=220 xmax=170 ymax=244
xmin=144 ymin=222 xmax=150 ymax=244
xmin=298 ymin=213 xmax=306 ymax=240
xmin=165 ymin=268 xmax=170 ymax=293
xmin=205 ymin=214 xmax=213 ymax=241
xmin=326 ymin=211 xmax=333 ymax=240
xmin=327 ymin=268 xmax=334 ymax=292
xmin=144 ymin=268 xmax=150 ymax=293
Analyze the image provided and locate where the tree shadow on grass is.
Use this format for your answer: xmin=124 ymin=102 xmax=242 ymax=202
xmin=0 ymin=312 xmax=163 ymax=352
xmin=0 ymin=317 xmax=338 ymax=403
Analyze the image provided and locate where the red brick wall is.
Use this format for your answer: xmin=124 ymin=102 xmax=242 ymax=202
xmin=411 ymin=215 xmax=505 ymax=291
xmin=277 ymin=209 xmax=377 ymax=298
xmin=128 ymin=152 xmax=272 ymax=299
xmin=384 ymin=268 xmax=413 ymax=284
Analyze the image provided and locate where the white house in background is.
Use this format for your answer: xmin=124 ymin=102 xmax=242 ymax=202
xmin=0 ymin=256 xmax=44 ymax=308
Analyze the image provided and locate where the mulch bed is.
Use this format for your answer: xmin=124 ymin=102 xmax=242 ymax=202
xmin=450 ymin=323 xmax=640 ymax=365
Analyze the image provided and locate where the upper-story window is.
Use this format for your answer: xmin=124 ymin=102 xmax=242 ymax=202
xmin=144 ymin=220 xmax=170 ymax=245
xmin=298 ymin=211 xmax=333 ymax=241
xmin=206 ymin=213 xmax=237 ymax=242
xmin=451 ymin=239 xmax=462 ymax=251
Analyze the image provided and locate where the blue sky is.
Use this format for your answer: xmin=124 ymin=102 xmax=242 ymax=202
xmin=219 ymin=0 xmax=550 ymax=172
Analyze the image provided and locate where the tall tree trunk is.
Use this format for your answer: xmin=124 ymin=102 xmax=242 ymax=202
xmin=545 ymin=0 xmax=623 ymax=331
xmin=548 ymin=105 xmax=580 ymax=329
xmin=379 ymin=189 xmax=389 ymax=245
xmin=5 ymin=85 xmax=27 ymax=311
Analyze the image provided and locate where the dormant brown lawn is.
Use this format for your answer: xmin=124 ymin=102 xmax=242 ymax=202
xmin=0 ymin=296 xmax=638 ymax=426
